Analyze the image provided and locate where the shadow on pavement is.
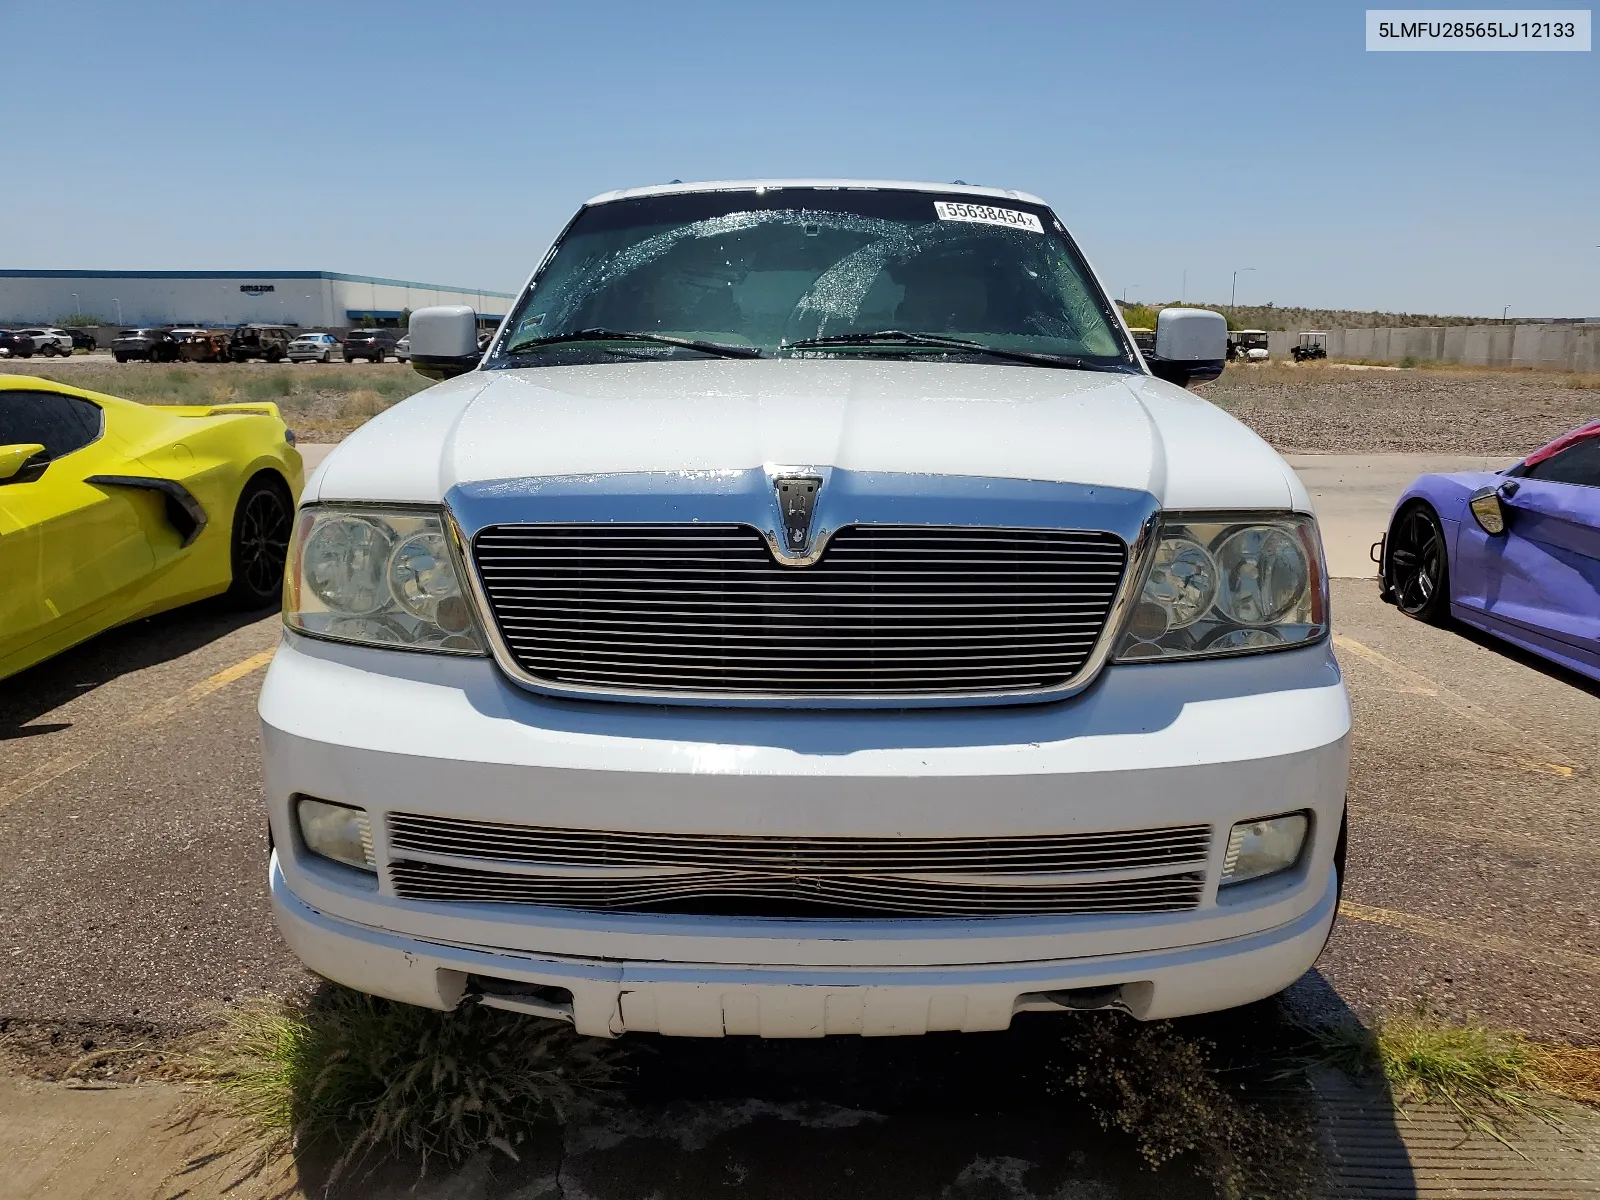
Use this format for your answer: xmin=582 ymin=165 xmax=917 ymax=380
xmin=1440 ymin=615 xmax=1600 ymax=699
xmin=1283 ymin=968 xmax=1419 ymax=1198
xmin=267 ymin=970 xmax=1424 ymax=1200
xmin=0 ymin=599 xmax=270 ymax=741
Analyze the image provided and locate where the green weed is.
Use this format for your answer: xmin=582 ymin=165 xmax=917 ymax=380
xmin=191 ymin=988 xmax=624 ymax=1186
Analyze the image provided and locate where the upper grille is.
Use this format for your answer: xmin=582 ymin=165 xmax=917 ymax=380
xmin=385 ymin=814 xmax=1211 ymax=919
xmin=470 ymin=523 xmax=1129 ymax=698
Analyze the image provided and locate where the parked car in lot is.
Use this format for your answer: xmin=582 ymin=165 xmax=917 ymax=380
xmin=112 ymin=328 xmax=180 ymax=363
xmin=0 ymin=375 xmax=303 ymax=680
xmin=1380 ymin=418 xmax=1600 ymax=681
xmin=64 ymin=328 xmax=98 ymax=352
xmin=229 ymin=324 xmax=292 ymax=363
xmin=178 ymin=330 xmax=232 ymax=363
xmin=263 ymin=180 xmax=1344 ymax=1039
xmin=394 ymin=334 xmax=410 ymax=361
xmin=288 ymin=332 xmax=341 ymax=363
xmin=0 ymin=331 xmax=36 ymax=359
xmin=343 ymin=328 xmax=400 ymax=362
xmin=17 ymin=328 xmax=75 ymax=357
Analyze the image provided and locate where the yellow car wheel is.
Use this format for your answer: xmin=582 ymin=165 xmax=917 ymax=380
xmin=226 ymin=472 xmax=295 ymax=608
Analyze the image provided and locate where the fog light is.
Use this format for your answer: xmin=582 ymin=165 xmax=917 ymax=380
xmin=1220 ymin=812 xmax=1308 ymax=886
xmin=296 ymin=797 xmax=375 ymax=872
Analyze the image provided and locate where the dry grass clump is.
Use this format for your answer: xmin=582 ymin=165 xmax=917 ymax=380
xmin=1050 ymin=1014 xmax=1322 ymax=1199
xmin=2 ymin=362 xmax=432 ymax=437
xmin=188 ymin=988 xmax=623 ymax=1187
xmin=339 ymin=389 xmax=389 ymax=422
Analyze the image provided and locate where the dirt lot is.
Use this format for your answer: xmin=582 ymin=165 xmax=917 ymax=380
xmin=0 ymin=356 xmax=430 ymax=440
xmin=1198 ymin=362 xmax=1600 ymax=454
xmin=8 ymin=355 xmax=1598 ymax=454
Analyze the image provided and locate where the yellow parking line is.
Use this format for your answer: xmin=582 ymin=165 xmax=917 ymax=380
xmin=1339 ymin=899 xmax=1600 ymax=977
xmin=1332 ymin=634 xmax=1578 ymax=776
xmin=0 ymin=647 xmax=276 ymax=811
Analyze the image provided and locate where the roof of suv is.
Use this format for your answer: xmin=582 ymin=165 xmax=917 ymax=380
xmin=584 ymin=179 xmax=1048 ymax=208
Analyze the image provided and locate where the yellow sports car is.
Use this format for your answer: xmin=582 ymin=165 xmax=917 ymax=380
xmin=0 ymin=375 xmax=303 ymax=681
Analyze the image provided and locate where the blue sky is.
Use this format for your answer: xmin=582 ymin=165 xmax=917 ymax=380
xmin=2 ymin=1 xmax=1594 ymax=316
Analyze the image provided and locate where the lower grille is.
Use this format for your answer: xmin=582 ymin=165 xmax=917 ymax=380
xmin=470 ymin=523 xmax=1129 ymax=699
xmin=384 ymin=815 xmax=1211 ymax=919
xmin=388 ymin=860 xmax=1204 ymax=917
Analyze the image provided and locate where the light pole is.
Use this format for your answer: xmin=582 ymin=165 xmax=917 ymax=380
xmin=1122 ymin=285 xmax=1139 ymax=304
xmin=112 ymin=298 xmax=122 ymax=325
xmin=1502 ymin=305 xmax=1511 ymax=324
xmin=71 ymin=293 xmax=80 ymax=318
xmin=1231 ymin=268 xmax=1255 ymax=309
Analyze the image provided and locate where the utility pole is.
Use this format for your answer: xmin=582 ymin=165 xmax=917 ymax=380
xmin=1122 ymin=285 xmax=1139 ymax=304
xmin=1232 ymin=268 xmax=1255 ymax=309
xmin=112 ymin=298 xmax=121 ymax=324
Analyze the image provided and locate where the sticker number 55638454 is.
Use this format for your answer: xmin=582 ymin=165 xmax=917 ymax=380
xmin=933 ymin=201 xmax=1043 ymax=233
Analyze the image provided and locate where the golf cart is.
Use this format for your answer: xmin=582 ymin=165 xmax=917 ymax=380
xmin=1226 ymin=329 xmax=1270 ymax=362
xmin=1291 ymin=331 xmax=1328 ymax=362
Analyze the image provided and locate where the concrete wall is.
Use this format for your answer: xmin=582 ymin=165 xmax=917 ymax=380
xmin=1265 ymin=323 xmax=1600 ymax=371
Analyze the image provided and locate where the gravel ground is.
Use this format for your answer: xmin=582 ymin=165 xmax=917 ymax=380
xmin=1198 ymin=363 xmax=1599 ymax=454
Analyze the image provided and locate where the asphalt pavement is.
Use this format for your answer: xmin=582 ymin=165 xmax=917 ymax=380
xmin=2 ymin=462 xmax=1598 ymax=1198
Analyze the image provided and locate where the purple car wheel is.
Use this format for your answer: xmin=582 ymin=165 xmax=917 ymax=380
xmin=1386 ymin=503 xmax=1450 ymax=623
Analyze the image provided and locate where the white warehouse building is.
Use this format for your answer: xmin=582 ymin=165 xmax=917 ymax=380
xmin=0 ymin=270 xmax=514 ymax=329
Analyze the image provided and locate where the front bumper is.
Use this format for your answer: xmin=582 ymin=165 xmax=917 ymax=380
xmin=260 ymin=631 xmax=1350 ymax=1037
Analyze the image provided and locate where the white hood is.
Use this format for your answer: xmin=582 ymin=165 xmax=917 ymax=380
xmin=310 ymin=360 xmax=1303 ymax=512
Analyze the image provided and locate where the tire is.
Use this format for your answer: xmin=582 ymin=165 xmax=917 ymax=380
xmin=1316 ymin=808 xmax=1350 ymax=958
xmin=1383 ymin=502 xmax=1451 ymax=623
xmin=114 ymin=352 xmax=128 ymax=363
xmin=267 ymin=349 xmax=283 ymax=364
xmin=225 ymin=473 xmax=294 ymax=609
xmin=344 ymin=354 xmax=354 ymax=363
xmin=40 ymin=344 xmax=58 ymax=357
xmin=321 ymin=350 xmax=330 ymax=363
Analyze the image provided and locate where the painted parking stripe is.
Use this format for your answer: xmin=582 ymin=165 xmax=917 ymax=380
xmin=1332 ymin=634 xmax=1578 ymax=776
xmin=1339 ymin=899 xmax=1600 ymax=977
xmin=0 ymin=647 xmax=275 ymax=811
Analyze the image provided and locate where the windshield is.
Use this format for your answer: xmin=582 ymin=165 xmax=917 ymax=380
xmin=490 ymin=188 xmax=1134 ymax=370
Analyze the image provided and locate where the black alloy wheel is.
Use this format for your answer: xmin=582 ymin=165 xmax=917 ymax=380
xmin=226 ymin=474 xmax=294 ymax=608
xmin=1384 ymin=502 xmax=1450 ymax=623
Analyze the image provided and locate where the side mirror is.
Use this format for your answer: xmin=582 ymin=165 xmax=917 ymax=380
xmin=1468 ymin=484 xmax=1508 ymax=535
xmin=409 ymin=306 xmax=482 ymax=381
xmin=0 ymin=443 xmax=48 ymax=485
xmin=1147 ymin=308 xmax=1227 ymax=387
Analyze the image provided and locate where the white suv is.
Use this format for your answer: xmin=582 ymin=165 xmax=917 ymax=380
xmin=17 ymin=327 xmax=73 ymax=356
xmin=261 ymin=180 xmax=1349 ymax=1038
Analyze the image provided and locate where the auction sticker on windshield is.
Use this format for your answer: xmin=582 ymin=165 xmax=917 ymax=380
xmin=933 ymin=201 xmax=1043 ymax=233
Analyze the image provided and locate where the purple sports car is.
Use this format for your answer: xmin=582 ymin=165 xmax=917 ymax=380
xmin=1378 ymin=419 xmax=1600 ymax=682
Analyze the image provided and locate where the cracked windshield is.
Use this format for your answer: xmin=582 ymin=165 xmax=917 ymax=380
xmin=493 ymin=188 xmax=1134 ymax=369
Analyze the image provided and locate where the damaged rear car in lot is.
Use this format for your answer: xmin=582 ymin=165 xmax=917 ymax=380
xmin=261 ymin=180 xmax=1349 ymax=1038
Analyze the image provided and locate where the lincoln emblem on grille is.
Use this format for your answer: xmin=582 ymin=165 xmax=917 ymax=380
xmin=774 ymin=474 xmax=822 ymax=557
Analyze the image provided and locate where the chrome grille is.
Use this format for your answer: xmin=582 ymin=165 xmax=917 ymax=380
xmin=387 ymin=861 xmax=1205 ymax=917
xmin=385 ymin=815 xmax=1210 ymax=918
xmin=470 ymin=523 xmax=1129 ymax=698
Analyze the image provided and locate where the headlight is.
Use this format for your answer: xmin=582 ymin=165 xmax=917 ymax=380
xmin=1115 ymin=515 xmax=1326 ymax=661
xmin=1220 ymin=812 xmax=1309 ymax=886
xmin=285 ymin=506 xmax=486 ymax=654
xmin=296 ymin=797 xmax=376 ymax=872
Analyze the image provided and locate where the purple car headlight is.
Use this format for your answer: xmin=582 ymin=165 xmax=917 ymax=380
xmin=1115 ymin=514 xmax=1328 ymax=662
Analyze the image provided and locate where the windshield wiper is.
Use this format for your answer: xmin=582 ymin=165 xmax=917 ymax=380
xmin=500 ymin=328 xmax=765 ymax=359
xmin=782 ymin=330 xmax=1129 ymax=372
